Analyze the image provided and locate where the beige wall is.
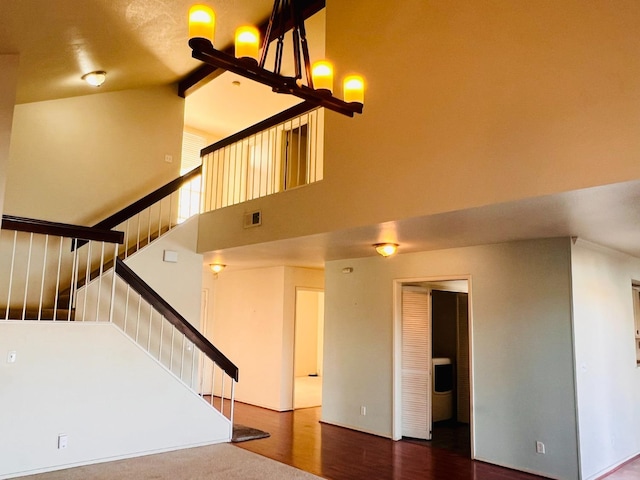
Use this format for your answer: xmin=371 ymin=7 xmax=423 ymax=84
xmin=0 ymin=55 xmax=19 ymax=220
xmin=198 ymin=1 xmax=640 ymax=252
xmin=6 ymin=85 xmax=183 ymax=225
xmin=323 ymin=238 xmax=578 ymax=480
xmin=204 ymin=266 xmax=323 ymax=411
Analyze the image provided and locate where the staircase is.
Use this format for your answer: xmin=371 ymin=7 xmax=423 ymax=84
xmin=0 ymin=168 xmax=238 ymax=478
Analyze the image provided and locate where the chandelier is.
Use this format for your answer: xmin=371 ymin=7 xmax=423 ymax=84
xmin=188 ymin=1 xmax=364 ymax=117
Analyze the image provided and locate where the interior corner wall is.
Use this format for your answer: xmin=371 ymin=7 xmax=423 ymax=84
xmin=0 ymin=55 xmax=19 ymax=220
xmin=0 ymin=322 xmax=230 ymax=479
xmin=323 ymin=238 xmax=579 ymax=480
xmin=209 ymin=266 xmax=287 ymax=410
xmin=281 ymin=267 xmax=324 ymax=410
xmin=205 ymin=266 xmax=323 ymax=411
xmin=6 ymin=85 xmax=183 ymax=225
xmin=570 ymin=240 xmax=640 ymax=480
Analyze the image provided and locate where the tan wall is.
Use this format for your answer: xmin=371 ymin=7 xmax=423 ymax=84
xmin=6 ymin=85 xmax=183 ymax=225
xmin=198 ymin=1 xmax=640 ymax=252
xmin=0 ymin=55 xmax=19 ymax=219
xmin=203 ymin=265 xmax=323 ymax=411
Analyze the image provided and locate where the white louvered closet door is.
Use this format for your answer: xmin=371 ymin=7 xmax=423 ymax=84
xmin=401 ymin=287 xmax=431 ymax=440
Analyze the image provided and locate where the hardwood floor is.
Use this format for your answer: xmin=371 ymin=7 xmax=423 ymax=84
xmin=232 ymin=403 xmax=548 ymax=480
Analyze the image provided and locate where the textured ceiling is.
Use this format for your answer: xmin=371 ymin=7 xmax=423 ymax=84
xmin=0 ymin=0 xmax=274 ymax=104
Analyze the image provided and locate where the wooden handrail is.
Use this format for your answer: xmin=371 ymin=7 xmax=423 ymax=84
xmin=201 ymin=101 xmax=318 ymax=156
xmin=92 ymin=165 xmax=202 ymax=232
xmin=114 ymin=258 xmax=239 ymax=382
xmin=1 ymin=215 xmax=124 ymax=244
xmin=71 ymin=166 xmax=202 ymax=251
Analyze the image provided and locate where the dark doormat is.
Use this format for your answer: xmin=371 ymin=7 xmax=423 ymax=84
xmin=232 ymin=424 xmax=271 ymax=443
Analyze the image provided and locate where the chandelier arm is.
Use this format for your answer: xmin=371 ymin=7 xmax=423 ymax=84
xmin=189 ymin=38 xmax=362 ymax=117
xmin=294 ymin=3 xmax=313 ymax=88
xmin=259 ymin=0 xmax=281 ymax=68
xmin=274 ymin=37 xmax=284 ymax=75
xmin=288 ymin=0 xmax=302 ymax=81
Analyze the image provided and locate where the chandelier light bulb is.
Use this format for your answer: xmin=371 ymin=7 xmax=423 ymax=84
xmin=343 ymin=75 xmax=365 ymax=104
xmin=311 ymin=60 xmax=334 ymax=92
xmin=189 ymin=4 xmax=216 ymax=43
xmin=235 ymin=26 xmax=260 ymax=61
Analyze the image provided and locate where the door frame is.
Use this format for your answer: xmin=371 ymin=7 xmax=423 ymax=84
xmin=292 ymin=286 xmax=325 ymax=409
xmin=392 ymin=275 xmax=475 ymax=459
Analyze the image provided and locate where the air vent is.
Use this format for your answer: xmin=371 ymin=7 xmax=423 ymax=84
xmin=244 ymin=210 xmax=262 ymax=228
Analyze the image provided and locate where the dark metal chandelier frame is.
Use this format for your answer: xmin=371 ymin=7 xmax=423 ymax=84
xmin=188 ymin=0 xmax=363 ymax=117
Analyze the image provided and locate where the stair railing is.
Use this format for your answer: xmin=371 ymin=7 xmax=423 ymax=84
xmin=113 ymin=258 xmax=238 ymax=421
xmin=0 ymin=215 xmax=238 ymax=422
xmin=0 ymin=215 xmax=123 ymax=321
xmin=76 ymin=166 xmax=202 ymax=258
xmin=200 ymin=101 xmax=323 ymax=212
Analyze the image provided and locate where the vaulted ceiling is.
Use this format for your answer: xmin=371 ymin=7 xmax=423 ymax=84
xmin=4 ymin=2 xmax=640 ymax=268
xmin=0 ymin=0 xmax=324 ymax=138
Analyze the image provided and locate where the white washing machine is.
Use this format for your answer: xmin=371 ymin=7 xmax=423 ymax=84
xmin=432 ymin=357 xmax=453 ymax=422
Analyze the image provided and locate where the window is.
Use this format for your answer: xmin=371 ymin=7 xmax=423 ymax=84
xmin=178 ymin=131 xmax=205 ymax=223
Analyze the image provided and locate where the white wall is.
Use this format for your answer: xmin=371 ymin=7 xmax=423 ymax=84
xmin=205 ymin=266 xmax=323 ymax=411
xmin=198 ymin=1 xmax=640 ymax=253
xmin=571 ymin=240 xmax=640 ymax=480
xmin=0 ymin=322 xmax=230 ymax=479
xmin=323 ymin=238 xmax=578 ymax=480
xmin=0 ymin=55 xmax=19 ymax=220
xmin=6 ymin=86 xmax=183 ymax=225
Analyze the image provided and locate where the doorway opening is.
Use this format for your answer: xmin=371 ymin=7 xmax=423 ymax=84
xmin=393 ymin=277 xmax=473 ymax=457
xmin=293 ymin=288 xmax=324 ymax=409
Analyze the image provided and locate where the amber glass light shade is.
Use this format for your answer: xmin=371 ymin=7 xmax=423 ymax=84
xmin=343 ymin=75 xmax=365 ymax=104
xmin=235 ymin=26 xmax=260 ymax=61
xmin=311 ymin=60 xmax=334 ymax=91
xmin=189 ymin=5 xmax=215 ymax=43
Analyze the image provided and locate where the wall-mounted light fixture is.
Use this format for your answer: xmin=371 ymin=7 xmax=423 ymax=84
xmin=82 ymin=71 xmax=107 ymax=87
xmin=209 ymin=263 xmax=226 ymax=273
xmin=374 ymin=243 xmax=398 ymax=257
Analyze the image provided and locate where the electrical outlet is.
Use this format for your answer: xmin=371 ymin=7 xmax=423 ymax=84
xmin=58 ymin=434 xmax=68 ymax=450
xmin=536 ymin=441 xmax=545 ymax=454
xmin=7 ymin=351 xmax=16 ymax=363
xmin=360 ymin=406 xmax=366 ymax=416
xmin=164 ymin=154 xmax=173 ymax=163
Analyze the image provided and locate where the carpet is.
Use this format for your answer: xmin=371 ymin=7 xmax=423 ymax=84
xmin=18 ymin=443 xmax=322 ymax=480
xmin=232 ymin=424 xmax=271 ymax=443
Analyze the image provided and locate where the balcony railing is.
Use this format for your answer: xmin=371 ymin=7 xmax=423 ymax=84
xmin=201 ymin=102 xmax=323 ymax=212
